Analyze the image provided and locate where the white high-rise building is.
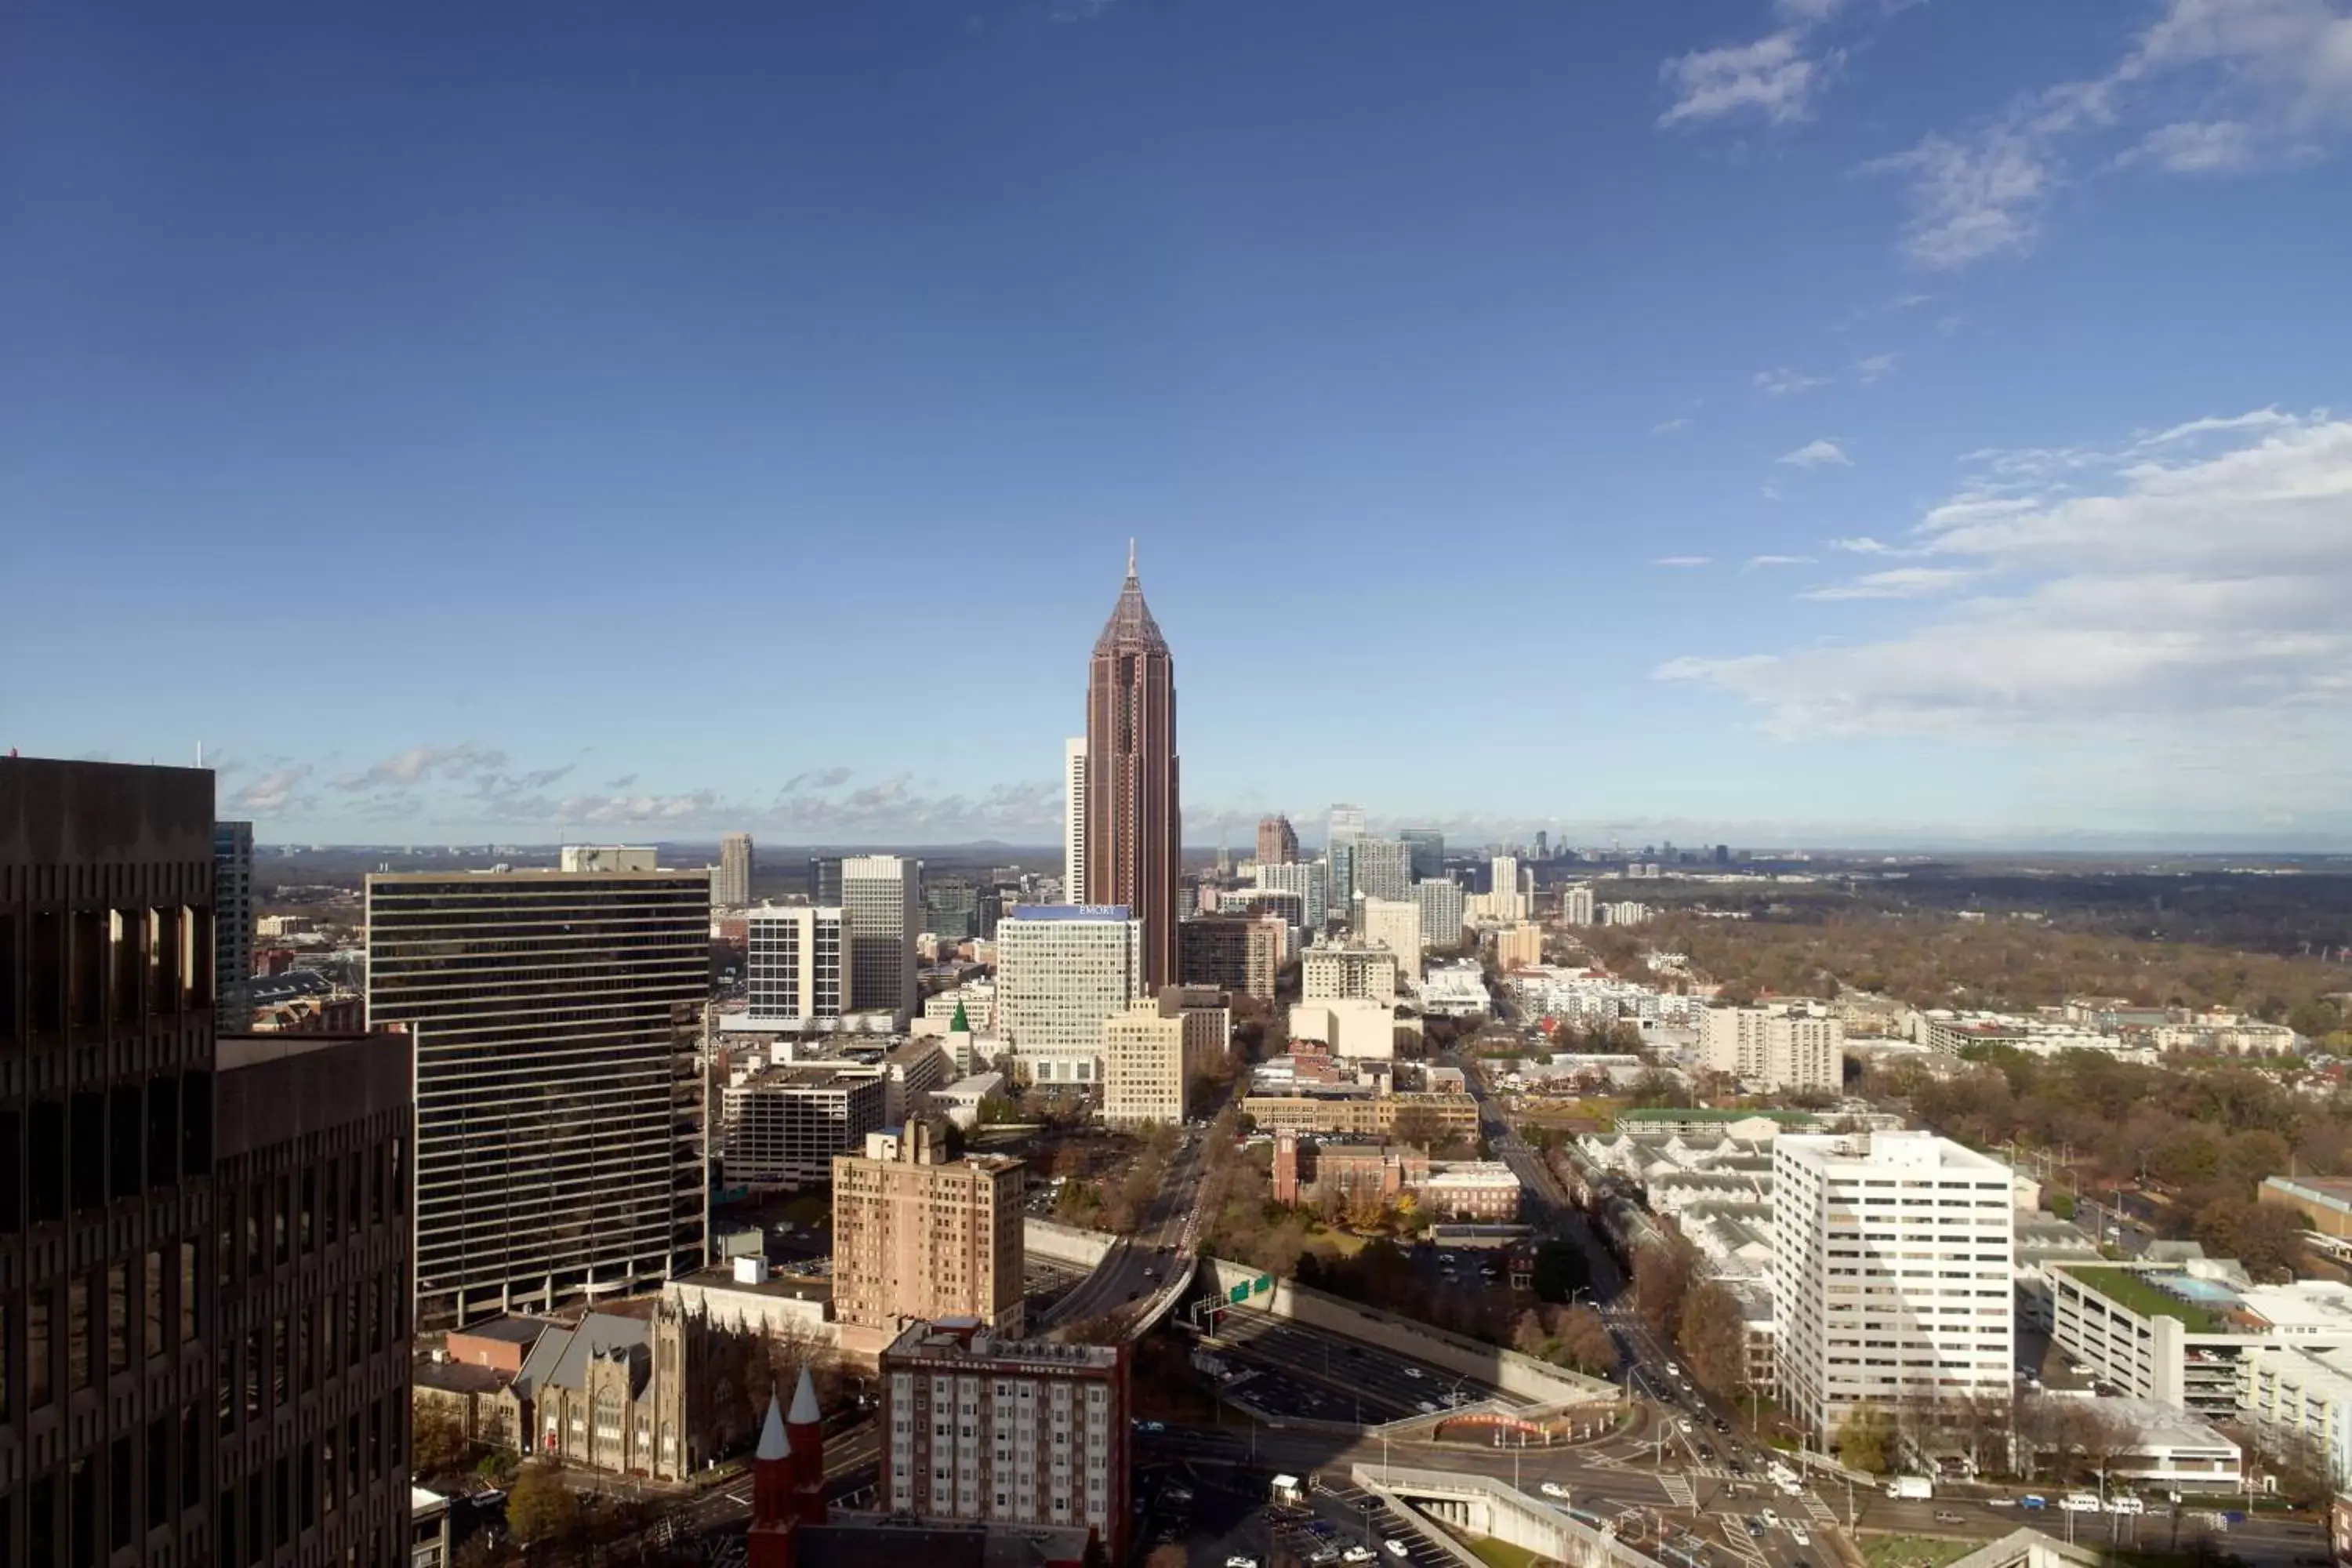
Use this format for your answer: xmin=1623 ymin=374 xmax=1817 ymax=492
xmin=1563 ymin=883 xmax=1595 ymax=927
xmin=1353 ymin=837 xmax=1413 ymax=903
xmin=1301 ymin=938 xmax=1399 ymax=1004
xmin=1062 ymin=736 xmax=1089 ymax=904
xmin=715 ymin=832 xmax=753 ymax=909
xmin=1414 ymin=877 xmax=1465 ymax=949
xmin=1254 ymin=858 xmax=1329 ymax=927
xmin=843 ymin=855 xmax=920 ymax=1022
xmin=746 ymin=904 xmax=854 ymax=1023
xmin=1362 ymin=895 xmax=1424 ymax=982
xmin=1772 ymin=1131 xmax=2016 ymax=1441
xmin=1704 ymin=1002 xmax=1845 ymax=1092
xmin=995 ymin=904 xmax=1144 ymax=1084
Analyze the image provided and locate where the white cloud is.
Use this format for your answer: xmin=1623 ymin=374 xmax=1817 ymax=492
xmin=1755 ymin=367 xmax=1831 ymax=397
xmin=1657 ymin=409 xmax=2352 ymax=797
xmin=1653 ymin=555 xmax=1715 ymax=568
xmin=1653 ymin=417 xmax=1692 ymax=434
xmin=1855 ymin=352 xmax=1899 ymax=384
xmin=1873 ymin=0 xmax=2352 ymax=268
xmin=228 ymin=766 xmax=312 ymax=815
xmin=2131 ymin=118 xmax=2259 ymax=170
xmin=1777 ymin=438 xmax=1853 ymax=469
xmin=1799 ymin=566 xmax=1983 ymax=599
xmin=1829 ymin=535 xmax=1896 ymax=554
xmin=1746 ymin=554 xmax=1819 ymax=570
xmin=1870 ymin=127 xmax=2052 ymax=269
xmin=1659 ymin=30 xmax=1842 ymax=127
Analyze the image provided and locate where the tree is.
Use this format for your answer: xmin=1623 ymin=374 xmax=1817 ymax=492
xmin=1390 ymin=1105 xmax=1446 ymax=1151
xmin=1678 ymin=1280 xmax=1749 ymax=1399
xmin=976 ymin=1092 xmax=1022 ymax=1125
xmin=1632 ymin=1243 xmax=1692 ymax=1338
xmin=411 ymin=1399 xmax=471 ymax=1479
xmin=2194 ymin=1196 xmax=2309 ymax=1280
xmin=1554 ymin=1305 xmax=1620 ymax=1377
xmin=504 ymin=1465 xmax=580 ymax=1549
xmin=1836 ymin=1403 xmax=1897 ymax=1475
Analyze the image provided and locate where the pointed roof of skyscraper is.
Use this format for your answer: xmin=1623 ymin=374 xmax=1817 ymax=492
xmin=757 ymin=1388 xmax=790 ymax=1460
xmin=789 ymin=1364 xmax=822 ymax=1426
xmin=1093 ymin=540 xmax=1167 ymax=657
xmin=949 ymin=1000 xmax=971 ymax=1032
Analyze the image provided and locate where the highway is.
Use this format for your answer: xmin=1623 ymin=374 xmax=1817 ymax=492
xmin=1207 ymin=1313 xmax=1520 ymax=1422
xmin=1039 ymin=1120 xmax=1214 ymax=1334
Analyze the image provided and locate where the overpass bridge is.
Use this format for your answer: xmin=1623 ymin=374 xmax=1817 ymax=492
xmin=1356 ymin=1464 xmax=1676 ymax=1568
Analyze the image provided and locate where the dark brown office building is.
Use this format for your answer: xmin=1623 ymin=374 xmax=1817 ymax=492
xmin=2 ymin=759 xmax=223 ymax=1567
xmin=1083 ymin=546 xmax=1181 ymax=990
xmin=1177 ymin=916 xmax=1278 ymax=1002
xmin=214 ymin=1032 xmax=414 ymax=1568
xmin=1 ymin=758 xmax=414 ymax=1568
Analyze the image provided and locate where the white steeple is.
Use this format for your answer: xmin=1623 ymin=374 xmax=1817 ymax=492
xmin=789 ymin=1364 xmax=821 ymax=1425
xmin=756 ymin=1389 xmax=790 ymax=1461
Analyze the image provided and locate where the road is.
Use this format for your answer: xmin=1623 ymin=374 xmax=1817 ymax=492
xmin=1207 ymin=1313 xmax=1519 ymax=1422
xmin=1039 ymin=1120 xmax=1214 ymax=1333
xmin=1448 ymin=1047 xmax=1626 ymax=1301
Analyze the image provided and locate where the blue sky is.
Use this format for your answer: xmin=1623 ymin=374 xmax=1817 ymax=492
xmin=5 ymin=0 xmax=2349 ymax=848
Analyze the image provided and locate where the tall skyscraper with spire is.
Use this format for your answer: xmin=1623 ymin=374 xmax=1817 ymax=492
xmin=1085 ymin=542 xmax=1181 ymax=989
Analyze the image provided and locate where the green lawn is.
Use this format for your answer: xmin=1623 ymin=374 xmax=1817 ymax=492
xmin=2060 ymin=1265 xmax=2223 ymax=1331
xmin=1858 ymin=1534 xmax=1977 ymax=1568
xmin=1467 ymin=1538 xmax=1548 ymax=1568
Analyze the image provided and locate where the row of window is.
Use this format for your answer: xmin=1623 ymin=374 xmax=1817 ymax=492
xmin=0 ymin=1074 xmax=216 ymax=1232
xmin=12 ymin=1405 xmax=205 ymax=1568
xmin=216 ymin=1142 xmax=404 ymax=1285
xmin=5 ymin=1244 xmax=202 ymax=1415
xmin=216 ymin=1278 xmax=405 ymax=1434
xmin=0 ymin=905 xmax=216 ymax=1043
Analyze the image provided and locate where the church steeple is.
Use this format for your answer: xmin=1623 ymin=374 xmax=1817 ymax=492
xmin=748 ymin=1388 xmax=798 ymax=1568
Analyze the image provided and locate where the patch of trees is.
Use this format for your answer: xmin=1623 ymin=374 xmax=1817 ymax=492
xmin=1877 ymin=1047 xmax=2349 ymax=1276
xmin=1637 ymin=902 xmax=2348 ymax=1024
xmin=1631 ymin=1241 xmax=1751 ymax=1400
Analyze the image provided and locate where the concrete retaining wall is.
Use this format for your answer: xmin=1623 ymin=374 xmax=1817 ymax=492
xmin=1201 ymin=1257 xmax=1619 ymax=1408
xmin=1025 ymin=1217 xmax=1117 ymax=1269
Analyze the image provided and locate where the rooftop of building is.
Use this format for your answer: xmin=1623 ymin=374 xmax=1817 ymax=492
xmin=884 ymin=1318 xmax=1123 ymax=1370
xmin=735 ymin=1063 xmax=887 ymax=1092
xmin=1614 ymin=1106 xmax=1828 ymax=1126
xmin=2074 ymin=1396 xmax=2241 ymax=1454
xmin=452 ymin=1316 xmax=558 ymax=1347
xmin=1004 ymin=903 xmax=1134 ymax=922
xmin=1777 ymin=1128 xmax=2009 ymax=1174
xmin=672 ymin=1268 xmax=832 ymax=1305
xmin=2051 ymin=1264 xmax=2352 ymax=1337
xmin=2263 ymin=1174 xmax=2352 ymax=1208
xmin=412 ymin=1358 xmax=513 ymax=1396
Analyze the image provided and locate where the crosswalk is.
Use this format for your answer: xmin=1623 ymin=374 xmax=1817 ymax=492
xmin=1659 ymin=1473 xmax=1697 ymax=1510
xmin=1800 ymin=1490 xmax=1838 ymax=1527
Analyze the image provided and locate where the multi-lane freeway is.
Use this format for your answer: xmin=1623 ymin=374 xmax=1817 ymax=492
xmin=1040 ymin=1120 xmax=1215 ymax=1332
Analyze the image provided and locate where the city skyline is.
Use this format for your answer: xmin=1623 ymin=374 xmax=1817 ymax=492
xmin=7 ymin=2 xmax=2348 ymax=846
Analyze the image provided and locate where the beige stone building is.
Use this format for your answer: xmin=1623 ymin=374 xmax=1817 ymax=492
xmin=1101 ymin=989 xmax=1231 ymax=1128
xmin=831 ymin=1122 xmax=1026 ymax=1355
xmin=1492 ymin=922 xmax=1544 ymax=969
xmin=1241 ymin=1091 xmax=1480 ymax=1139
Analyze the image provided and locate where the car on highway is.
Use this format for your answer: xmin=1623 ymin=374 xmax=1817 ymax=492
xmin=1383 ymin=1542 xmax=1410 ymax=1559
xmin=1759 ymin=1512 xmax=1780 ymax=1530
xmin=1678 ymin=1418 xmax=1693 ymax=1432
xmin=1541 ymin=1483 xmax=1570 ymax=1500
xmin=2020 ymin=1495 xmax=2048 ymax=1510
xmin=1712 ymin=1417 xmax=1731 ymax=1432
xmin=1402 ymin=1367 xmax=1423 ymax=1380
xmin=1416 ymin=1401 xmax=1438 ymax=1414
xmin=1742 ymin=1519 xmax=1765 ymax=1539
xmin=1132 ymin=1419 xmax=1166 ymax=1433
xmin=1934 ymin=1512 xmax=1964 ymax=1525
xmin=1790 ymin=1526 xmax=1811 ymax=1547
xmin=2060 ymin=1494 xmax=2100 ymax=1514
xmin=2107 ymin=1495 xmax=2145 ymax=1515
